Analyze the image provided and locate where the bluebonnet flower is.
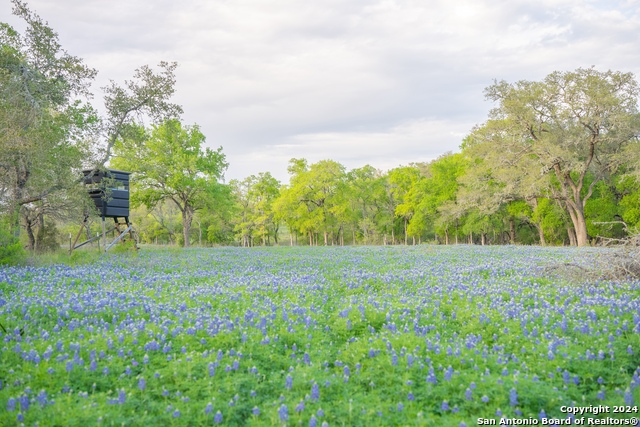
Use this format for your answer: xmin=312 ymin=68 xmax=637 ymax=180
xmin=441 ymin=400 xmax=449 ymax=411
xmin=296 ymin=401 xmax=305 ymax=413
xmin=205 ymin=403 xmax=212 ymax=414
xmin=509 ymin=388 xmax=518 ymax=406
xmin=311 ymin=382 xmax=320 ymax=401
xmin=252 ymin=406 xmax=260 ymax=415
xmin=18 ymin=394 xmax=29 ymax=411
xmin=278 ymin=404 xmax=289 ymax=422
xmin=7 ymin=397 xmax=16 ymax=411
xmin=625 ymin=389 xmax=634 ymax=405
xmin=173 ymin=409 xmax=180 ymax=418
xmin=36 ymin=390 xmax=48 ymax=407
xmin=444 ymin=366 xmax=453 ymax=381
xmin=138 ymin=377 xmax=146 ymax=391
xmin=285 ymin=374 xmax=293 ymax=390
xmin=214 ymin=410 xmax=223 ymax=424
xmin=309 ymin=415 xmax=318 ymax=427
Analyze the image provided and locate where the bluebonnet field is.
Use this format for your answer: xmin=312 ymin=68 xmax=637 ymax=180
xmin=1 ymin=245 xmax=639 ymax=426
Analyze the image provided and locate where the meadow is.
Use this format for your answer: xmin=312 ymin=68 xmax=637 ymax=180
xmin=1 ymin=245 xmax=639 ymax=426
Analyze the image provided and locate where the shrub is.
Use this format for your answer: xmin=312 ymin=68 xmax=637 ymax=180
xmin=0 ymin=227 xmax=25 ymax=266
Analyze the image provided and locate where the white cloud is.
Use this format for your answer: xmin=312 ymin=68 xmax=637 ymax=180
xmin=2 ymin=0 xmax=640 ymax=181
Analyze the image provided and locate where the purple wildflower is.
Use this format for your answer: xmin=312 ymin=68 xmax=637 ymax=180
xmin=509 ymin=388 xmax=518 ymax=406
xmin=278 ymin=404 xmax=289 ymax=422
xmin=285 ymin=374 xmax=293 ymax=390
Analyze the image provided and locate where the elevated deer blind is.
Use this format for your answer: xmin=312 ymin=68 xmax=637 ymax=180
xmin=69 ymin=169 xmax=137 ymax=253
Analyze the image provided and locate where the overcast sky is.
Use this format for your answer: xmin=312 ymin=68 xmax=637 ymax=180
xmin=2 ymin=0 xmax=640 ymax=182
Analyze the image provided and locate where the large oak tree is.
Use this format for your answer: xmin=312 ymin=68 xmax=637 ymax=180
xmin=469 ymin=68 xmax=640 ymax=246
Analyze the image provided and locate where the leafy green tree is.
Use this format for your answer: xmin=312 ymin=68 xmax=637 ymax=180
xmin=98 ymin=61 xmax=182 ymax=166
xmin=230 ymin=172 xmax=280 ymax=246
xmin=473 ymin=68 xmax=640 ymax=246
xmin=110 ymin=120 xmax=228 ymax=247
xmin=343 ymin=165 xmax=386 ymax=244
xmin=406 ymin=153 xmax=467 ymax=244
xmin=273 ymin=159 xmax=345 ymax=245
xmin=387 ymin=166 xmax=421 ymax=244
xmin=1 ymin=1 xmax=97 ymax=248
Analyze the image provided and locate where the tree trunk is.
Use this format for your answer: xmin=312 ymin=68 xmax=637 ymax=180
xmin=481 ymin=233 xmax=486 ymax=246
xmin=24 ymin=216 xmax=36 ymax=251
xmin=182 ymin=206 xmax=194 ymax=247
xmin=570 ymin=207 xmax=589 ymax=246
xmin=509 ymin=218 xmax=516 ymax=244
xmin=391 ymin=228 xmax=395 ymax=245
xmin=445 ymin=229 xmax=449 ymax=245
xmin=324 ymin=231 xmax=328 ymax=246
xmin=404 ymin=218 xmax=408 ymax=245
xmin=567 ymin=227 xmax=577 ymax=246
xmin=535 ymin=223 xmax=546 ymax=246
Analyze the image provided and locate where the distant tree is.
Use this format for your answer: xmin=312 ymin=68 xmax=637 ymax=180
xmin=230 ymin=172 xmax=280 ymax=246
xmin=273 ymin=159 xmax=345 ymax=246
xmin=110 ymin=120 xmax=228 ymax=247
xmin=387 ymin=166 xmax=421 ymax=245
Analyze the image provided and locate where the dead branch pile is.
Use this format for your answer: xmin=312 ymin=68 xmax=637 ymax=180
xmin=543 ymin=233 xmax=640 ymax=284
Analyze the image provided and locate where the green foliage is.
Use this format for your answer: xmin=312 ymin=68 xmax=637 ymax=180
xmin=111 ymin=119 xmax=228 ymax=247
xmin=2 ymin=246 xmax=639 ymax=426
xmin=0 ymin=226 xmax=25 ymax=265
xmin=35 ymin=222 xmax=61 ymax=253
xmin=465 ymin=68 xmax=640 ymax=246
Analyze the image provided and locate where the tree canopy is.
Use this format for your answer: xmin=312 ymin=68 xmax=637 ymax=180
xmin=110 ymin=119 xmax=228 ymax=247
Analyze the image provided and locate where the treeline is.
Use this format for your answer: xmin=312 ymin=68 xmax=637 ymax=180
xmin=2 ymin=2 xmax=640 ymax=255
xmin=122 ymin=148 xmax=640 ymax=248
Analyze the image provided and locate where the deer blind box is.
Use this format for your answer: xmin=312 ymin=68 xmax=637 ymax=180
xmin=69 ymin=169 xmax=137 ymax=253
xmin=83 ymin=169 xmax=131 ymax=218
